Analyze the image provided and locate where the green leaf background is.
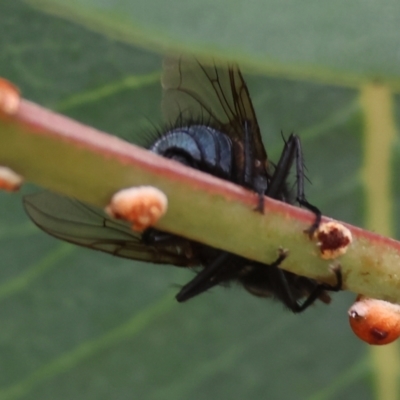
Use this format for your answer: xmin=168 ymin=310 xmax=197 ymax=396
xmin=1 ymin=1 xmax=399 ymax=399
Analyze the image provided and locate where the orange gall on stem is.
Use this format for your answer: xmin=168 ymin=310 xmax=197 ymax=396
xmin=348 ymin=295 xmax=400 ymax=345
xmin=106 ymin=186 xmax=168 ymax=232
xmin=314 ymin=221 xmax=352 ymax=260
xmin=0 ymin=78 xmax=20 ymax=116
xmin=0 ymin=166 xmax=23 ymax=192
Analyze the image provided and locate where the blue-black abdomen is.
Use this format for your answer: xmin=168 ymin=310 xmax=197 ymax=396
xmin=149 ymin=125 xmax=234 ymax=181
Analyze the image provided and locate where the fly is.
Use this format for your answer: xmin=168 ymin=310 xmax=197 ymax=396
xmin=23 ymin=55 xmax=341 ymax=312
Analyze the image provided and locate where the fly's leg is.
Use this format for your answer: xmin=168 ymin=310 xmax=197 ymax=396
xmin=261 ymin=253 xmax=342 ymax=313
xmin=286 ymin=264 xmax=342 ymax=313
xmin=145 ymin=231 xmax=238 ymax=302
xmin=291 ymin=135 xmax=321 ymax=236
xmin=267 ymin=133 xmax=321 ymax=236
xmin=241 ymin=249 xmax=342 ymax=312
xmin=176 ymin=251 xmax=233 ymax=302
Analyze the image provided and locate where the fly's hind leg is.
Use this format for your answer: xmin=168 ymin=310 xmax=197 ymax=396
xmin=175 ymin=251 xmax=233 ymax=302
xmin=292 ymin=264 xmax=342 ymax=313
xmin=267 ymin=133 xmax=322 ymax=237
xmin=291 ymin=134 xmax=321 ymax=236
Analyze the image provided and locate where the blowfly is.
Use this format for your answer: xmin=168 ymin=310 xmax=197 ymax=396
xmin=24 ymin=55 xmax=341 ymax=312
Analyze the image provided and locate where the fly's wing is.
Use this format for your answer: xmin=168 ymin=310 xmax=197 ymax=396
xmin=162 ymin=55 xmax=268 ymax=167
xmin=23 ymin=192 xmax=195 ymax=266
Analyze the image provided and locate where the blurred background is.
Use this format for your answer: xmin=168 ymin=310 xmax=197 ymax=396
xmin=1 ymin=1 xmax=400 ymax=399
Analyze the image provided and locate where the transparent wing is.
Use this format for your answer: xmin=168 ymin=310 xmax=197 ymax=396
xmin=162 ymin=55 xmax=267 ymax=164
xmin=23 ymin=191 xmax=194 ymax=266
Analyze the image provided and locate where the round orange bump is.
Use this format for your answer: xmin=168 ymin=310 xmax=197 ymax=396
xmin=0 ymin=78 xmax=20 ymax=116
xmin=315 ymin=221 xmax=352 ymax=260
xmin=0 ymin=166 xmax=23 ymax=192
xmin=348 ymin=295 xmax=400 ymax=345
xmin=106 ymin=186 xmax=168 ymax=232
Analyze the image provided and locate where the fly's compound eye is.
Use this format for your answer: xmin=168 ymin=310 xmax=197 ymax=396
xmin=106 ymin=186 xmax=168 ymax=232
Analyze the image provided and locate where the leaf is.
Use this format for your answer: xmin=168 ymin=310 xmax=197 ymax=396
xmin=27 ymin=0 xmax=400 ymax=84
xmin=0 ymin=1 xmax=392 ymax=400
